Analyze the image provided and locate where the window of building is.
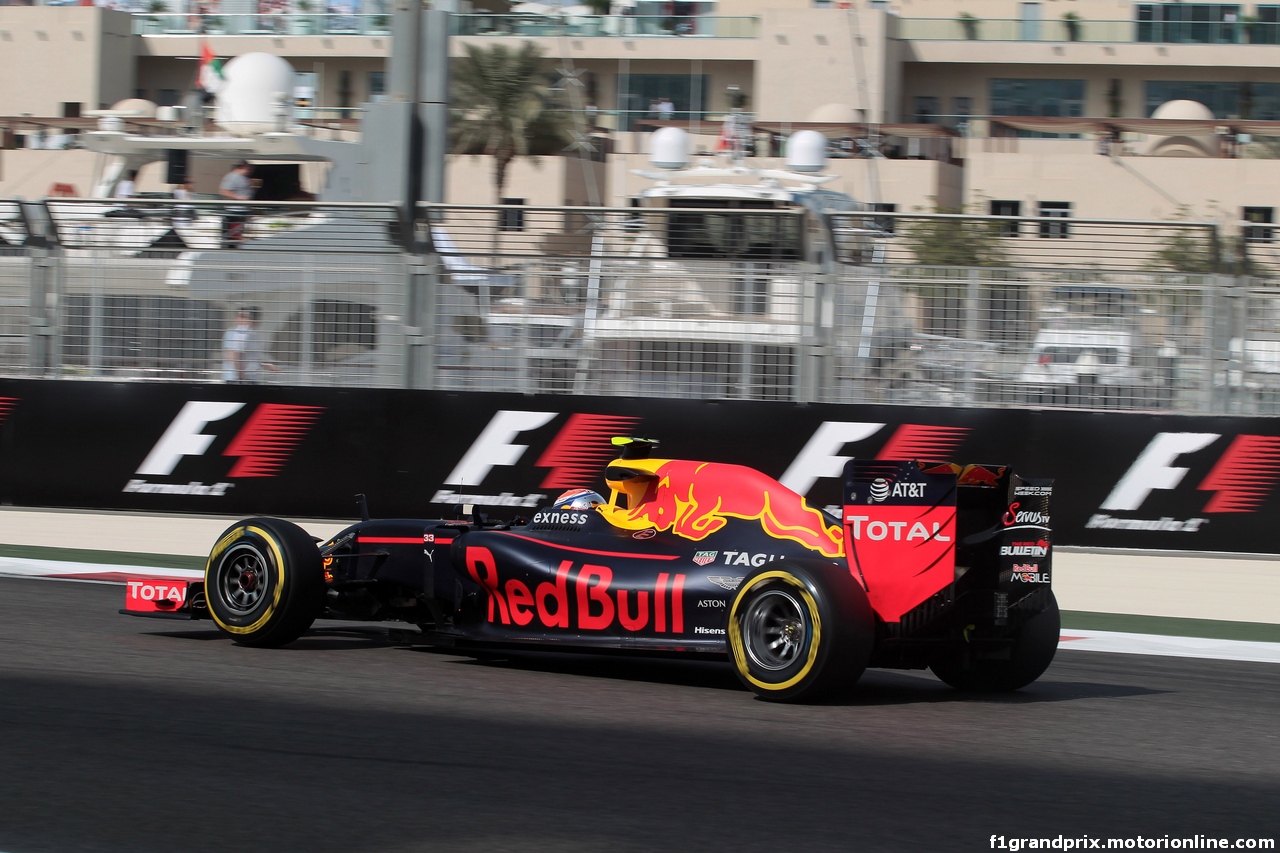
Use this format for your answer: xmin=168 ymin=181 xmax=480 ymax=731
xmin=871 ymin=202 xmax=896 ymax=235
xmin=913 ymin=96 xmax=939 ymax=124
xmin=952 ymin=96 xmax=972 ymax=133
xmin=368 ymin=70 xmax=386 ymax=102
xmin=1144 ymin=81 xmax=1237 ymax=117
xmin=619 ymin=74 xmax=709 ymax=132
xmin=990 ymin=79 xmax=1085 ymax=137
xmin=500 ymin=198 xmax=525 ymax=232
xmin=1038 ymin=201 xmax=1070 ymax=239
xmin=1136 ymin=4 xmax=1242 ymax=44
xmin=61 ymin=102 xmax=81 ymax=119
xmin=990 ymin=200 xmax=1021 ymax=237
xmin=1244 ymin=207 xmax=1274 ymax=243
xmin=1256 ymin=6 xmax=1280 ymax=44
xmin=1144 ymin=81 xmax=1280 ymax=119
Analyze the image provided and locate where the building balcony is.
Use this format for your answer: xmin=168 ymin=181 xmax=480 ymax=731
xmin=130 ymin=12 xmax=757 ymax=39
xmin=897 ymin=17 xmax=1280 ymax=45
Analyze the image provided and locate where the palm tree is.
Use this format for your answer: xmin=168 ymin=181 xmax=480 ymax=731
xmin=451 ymin=42 xmax=570 ymax=203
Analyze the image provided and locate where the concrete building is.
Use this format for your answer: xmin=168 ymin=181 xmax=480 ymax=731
xmin=2 ymin=0 xmax=1280 ymax=231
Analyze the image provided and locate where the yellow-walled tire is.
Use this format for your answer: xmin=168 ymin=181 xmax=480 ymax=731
xmin=728 ymin=559 xmax=874 ymax=703
xmin=205 ymin=517 xmax=325 ymax=647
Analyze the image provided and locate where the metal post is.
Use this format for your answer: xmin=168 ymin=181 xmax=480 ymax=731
xmin=963 ymin=268 xmax=979 ymax=403
xmin=420 ymin=7 xmax=451 ymax=207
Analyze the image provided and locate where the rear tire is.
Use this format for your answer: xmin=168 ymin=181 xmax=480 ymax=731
xmin=727 ymin=559 xmax=874 ymax=703
xmin=930 ymin=592 xmax=1060 ymax=692
xmin=205 ymin=517 xmax=325 ymax=647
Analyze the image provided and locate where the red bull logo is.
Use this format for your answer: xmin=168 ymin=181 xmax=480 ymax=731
xmin=603 ymin=460 xmax=844 ymax=558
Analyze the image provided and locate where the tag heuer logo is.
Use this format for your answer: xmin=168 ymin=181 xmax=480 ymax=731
xmin=692 ymin=551 xmax=718 ymax=566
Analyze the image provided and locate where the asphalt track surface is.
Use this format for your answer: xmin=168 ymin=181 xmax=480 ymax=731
xmin=1 ymin=578 xmax=1276 ymax=853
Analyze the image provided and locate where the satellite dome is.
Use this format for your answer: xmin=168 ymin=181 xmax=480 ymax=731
xmin=1146 ymin=99 xmax=1217 ymax=157
xmin=649 ymin=126 xmax=690 ymax=170
xmin=786 ymin=129 xmax=828 ymax=172
xmin=215 ymin=53 xmax=297 ymax=136
xmin=1150 ymin=99 xmax=1214 ymax=121
xmin=109 ymin=98 xmax=159 ymax=118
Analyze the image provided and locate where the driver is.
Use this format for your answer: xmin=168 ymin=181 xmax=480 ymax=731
xmin=552 ymin=489 xmax=606 ymax=512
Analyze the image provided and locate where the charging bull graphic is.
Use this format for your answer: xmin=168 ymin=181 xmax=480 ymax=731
xmin=601 ymin=457 xmax=845 ymax=558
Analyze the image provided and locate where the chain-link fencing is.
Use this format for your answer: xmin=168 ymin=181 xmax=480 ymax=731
xmin=2 ymin=196 xmax=1279 ymax=415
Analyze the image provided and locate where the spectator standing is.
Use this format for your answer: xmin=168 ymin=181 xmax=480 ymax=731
xmin=657 ymin=97 xmax=675 ymax=122
xmin=219 ymin=161 xmax=253 ymax=247
xmin=172 ymin=179 xmax=196 ymax=221
xmin=221 ymin=306 xmax=274 ymax=383
xmin=114 ymin=170 xmax=137 ymax=199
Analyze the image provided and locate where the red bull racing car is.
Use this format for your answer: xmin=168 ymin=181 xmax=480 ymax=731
xmin=123 ymin=438 xmax=1059 ymax=702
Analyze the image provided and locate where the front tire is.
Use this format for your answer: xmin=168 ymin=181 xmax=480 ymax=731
xmin=205 ymin=517 xmax=325 ymax=647
xmin=930 ymin=592 xmax=1060 ymax=692
xmin=728 ymin=560 xmax=874 ymax=703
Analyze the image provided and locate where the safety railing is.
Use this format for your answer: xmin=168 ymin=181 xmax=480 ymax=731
xmin=895 ymin=17 xmax=1279 ymax=44
xmin=128 ymin=12 xmax=758 ymax=38
xmin=3 ymin=197 xmax=1280 ymax=414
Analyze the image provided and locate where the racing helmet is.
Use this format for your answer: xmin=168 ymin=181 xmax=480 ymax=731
xmin=553 ymin=489 xmax=606 ymax=511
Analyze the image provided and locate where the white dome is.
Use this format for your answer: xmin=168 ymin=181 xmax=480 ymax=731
xmin=806 ymin=103 xmax=858 ymax=124
xmin=215 ymin=53 xmax=297 ymax=136
xmin=786 ymin=130 xmax=828 ymax=173
xmin=1150 ymin=99 xmax=1214 ymax=121
xmin=109 ymin=98 xmax=158 ymax=118
xmin=649 ymin=126 xmax=690 ymax=170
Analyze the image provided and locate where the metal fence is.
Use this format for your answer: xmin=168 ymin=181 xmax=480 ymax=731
xmin=2 ymin=197 xmax=1279 ymax=415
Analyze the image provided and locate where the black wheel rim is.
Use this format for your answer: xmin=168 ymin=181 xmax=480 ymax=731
xmin=741 ymin=588 xmax=807 ymax=672
xmin=216 ymin=543 xmax=271 ymax=615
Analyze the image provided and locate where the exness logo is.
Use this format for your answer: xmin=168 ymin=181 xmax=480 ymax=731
xmin=1088 ymin=431 xmax=1280 ymax=532
xmin=123 ymin=401 xmax=323 ymax=496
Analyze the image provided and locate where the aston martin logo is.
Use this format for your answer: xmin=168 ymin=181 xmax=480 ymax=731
xmin=707 ymin=575 xmax=743 ymax=591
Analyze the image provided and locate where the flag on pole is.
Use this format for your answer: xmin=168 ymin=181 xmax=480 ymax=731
xmin=198 ymin=43 xmax=225 ymax=95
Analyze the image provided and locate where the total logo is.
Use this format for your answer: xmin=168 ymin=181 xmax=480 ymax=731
xmin=1088 ymin=432 xmax=1280 ymax=533
xmin=845 ymin=515 xmax=952 ymax=542
xmin=123 ymin=401 xmax=323 ymax=497
xmin=126 ymin=580 xmax=188 ymax=604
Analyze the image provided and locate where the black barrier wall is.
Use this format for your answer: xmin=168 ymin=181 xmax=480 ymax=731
xmin=0 ymin=378 xmax=1277 ymax=552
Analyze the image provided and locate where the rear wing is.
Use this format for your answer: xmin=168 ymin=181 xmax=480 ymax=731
xmin=842 ymin=459 xmax=1053 ymax=623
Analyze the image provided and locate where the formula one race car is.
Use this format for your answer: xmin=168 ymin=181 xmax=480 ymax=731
xmin=123 ymin=438 xmax=1058 ymax=702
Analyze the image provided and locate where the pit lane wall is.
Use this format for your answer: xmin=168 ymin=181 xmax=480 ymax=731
xmin=0 ymin=377 xmax=1277 ymax=554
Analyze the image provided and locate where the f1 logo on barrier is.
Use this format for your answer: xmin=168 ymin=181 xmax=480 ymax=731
xmin=124 ymin=401 xmax=323 ymax=496
xmin=1090 ymin=431 xmax=1280 ymax=533
xmin=1101 ymin=432 xmax=1280 ymax=513
xmin=437 ymin=412 xmax=973 ymax=509
xmin=432 ymin=410 xmax=641 ymax=508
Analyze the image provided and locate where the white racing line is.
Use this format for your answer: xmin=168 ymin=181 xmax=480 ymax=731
xmin=1058 ymin=630 xmax=1280 ymax=664
xmin=2 ymin=554 xmax=1279 ymax=666
xmin=0 ymin=556 xmax=205 ymax=584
